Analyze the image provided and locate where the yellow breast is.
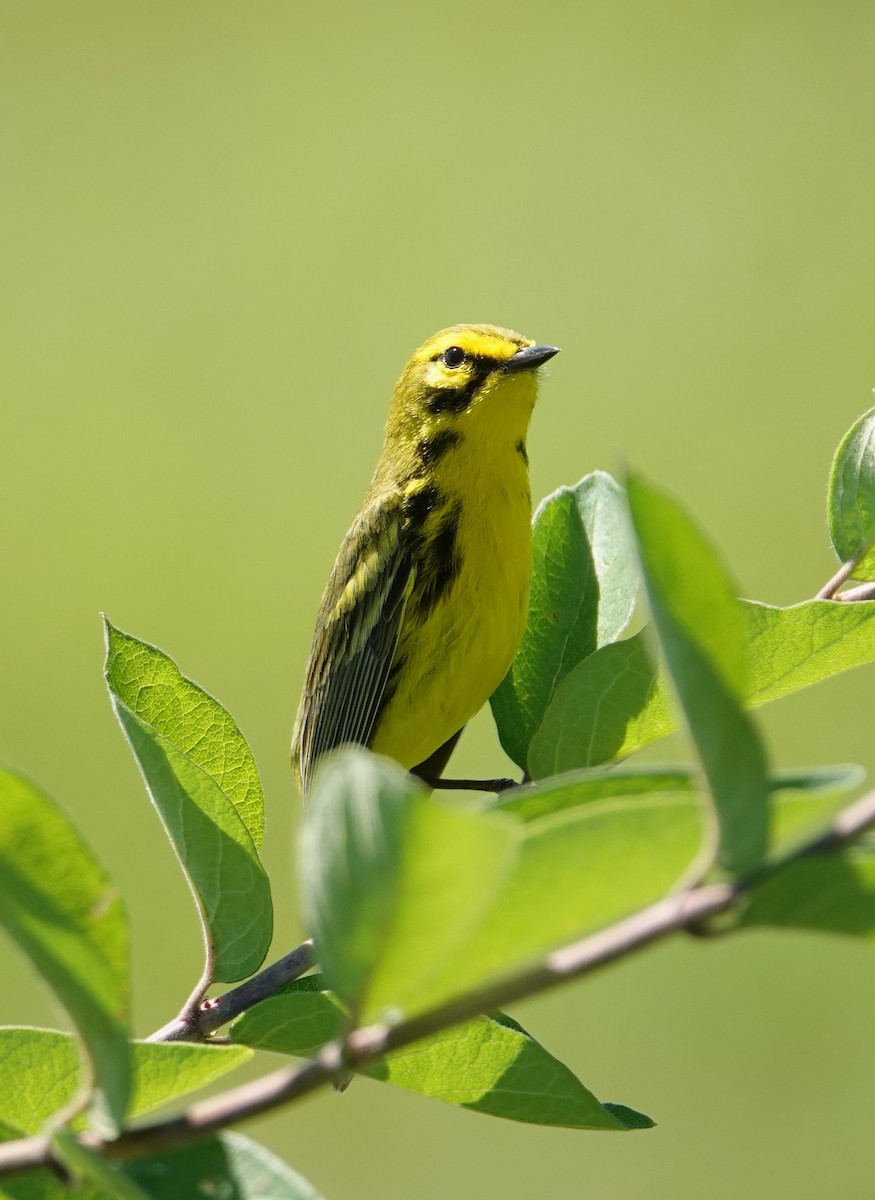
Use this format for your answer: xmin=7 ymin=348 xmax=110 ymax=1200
xmin=370 ymin=390 xmax=533 ymax=769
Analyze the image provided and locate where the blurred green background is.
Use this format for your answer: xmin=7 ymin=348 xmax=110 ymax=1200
xmin=3 ymin=2 xmax=875 ymax=1196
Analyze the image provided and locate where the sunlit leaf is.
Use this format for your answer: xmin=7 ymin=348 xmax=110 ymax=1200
xmin=231 ymin=980 xmax=652 ymax=1131
xmin=105 ymin=620 xmax=272 ymax=983
xmin=0 ymin=1028 xmax=252 ymax=1134
xmin=300 ymin=750 xmax=518 ymax=1020
xmin=627 ymin=474 xmax=769 ymax=876
xmin=0 ymin=767 xmax=130 ymax=1132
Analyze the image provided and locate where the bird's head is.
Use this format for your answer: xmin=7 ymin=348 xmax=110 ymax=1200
xmin=384 ymin=324 xmax=559 ymax=455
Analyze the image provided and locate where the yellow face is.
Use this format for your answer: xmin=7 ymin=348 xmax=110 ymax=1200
xmin=393 ymin=324 xmax=555 ymax=424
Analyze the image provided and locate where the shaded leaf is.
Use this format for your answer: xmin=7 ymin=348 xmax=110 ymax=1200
xmin=527 ymin=632 xmax=671 ymax=778
xmin=0 ymin=767 xmax=130 ymax=1132
xmin=627 ymin=474 xmax=769 ymax=876
xmin=231 ymin=979 xmax=346 ymax=1058
xmin=741 ymin=850 xmax=875 ymax=939
xmin=123 ymin=1133 xmax=325 ymax=1200
xmin=828 ymin=406 xmax=875 ymax=579
xmin=52 ymin=1130 xmax=149 ymax=1200
xmin=492 ymin=473 xmax=637 ymax=768
xmin=105 ymin=621 xmax=272 ymax=983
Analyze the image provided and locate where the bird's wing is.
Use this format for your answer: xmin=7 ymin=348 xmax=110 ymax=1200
xmin=292 ymin=493 xmax=413 ymax=792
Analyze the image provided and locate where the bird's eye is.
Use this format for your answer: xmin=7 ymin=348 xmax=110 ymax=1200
xmin=442 ymin=346 xmax=466 ymax=368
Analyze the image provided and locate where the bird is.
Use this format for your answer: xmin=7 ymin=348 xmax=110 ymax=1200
xmin=291 ymin=323 xmax=559 ymax=796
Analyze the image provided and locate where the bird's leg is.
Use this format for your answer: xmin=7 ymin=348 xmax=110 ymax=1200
xmin=411 ymin=729 xmax=520 ymax=793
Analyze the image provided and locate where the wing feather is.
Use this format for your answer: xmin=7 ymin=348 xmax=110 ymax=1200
xmin=292 ymin=495 xmax=412 ymax=792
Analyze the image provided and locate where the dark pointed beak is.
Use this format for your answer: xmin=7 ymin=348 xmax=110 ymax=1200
xmin=504 ymin=344 xmax=561 ymax=373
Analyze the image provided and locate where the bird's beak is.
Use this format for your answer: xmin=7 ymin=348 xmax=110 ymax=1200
xmin=504 ymin=344 xmax=561 ymax=373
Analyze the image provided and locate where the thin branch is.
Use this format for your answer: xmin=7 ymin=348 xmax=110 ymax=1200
xmin=3 ymin=786 xmax=874 ymax=1179
xmin=817 ymin=558 xmax=857 ymax=599
xmin=148 ymin=942 xmax=315 ymax=1043
xmin=836 ymin=581 xmax=875 ymax=603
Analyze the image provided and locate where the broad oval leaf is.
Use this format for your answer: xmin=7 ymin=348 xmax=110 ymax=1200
xmin=0 ymin=1028 xmax=252 ymax=1134
xmin=423 ymin=793 xmax=704 ymax=1009
xmin=123 ymin=1133 xmax=325 ymax=1200
xmin=828 ymin=406 xmax=875 ymax=579
xmin=104 ymin=621 xmax=264 ymax=846
xmin=745 ymin=599 xmax=875 ymax=705
xmin=0 ymin=767 xmax=130 ymax=1133
xmin=491 ymin=472 xmax=637 ymax=770
xmin=300 ymin=750 xmax=518 ymax=1019
xmin=626 ymin=474 xmax=770 ymax=876
xmin=527 ymin=631 xmax=672 ymax=778
xmin=105 ymin=621 xmax=272 ymax=983
xmin=232 ymin=982 xmax=651 ymax=1131
xmin=533 ymin=600 xmax=875 ymax=774
xmin=741 ymin=849 xmax=875 ymax=940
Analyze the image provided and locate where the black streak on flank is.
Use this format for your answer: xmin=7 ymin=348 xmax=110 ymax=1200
xmin=403 ymin=483 xmax=441 ymax=528
xmin=415 ymin=500 xmax=463 ymax=618
xmin=515 ymin=439 xmax=529 ymax=467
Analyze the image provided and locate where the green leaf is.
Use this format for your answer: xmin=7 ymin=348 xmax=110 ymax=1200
xmin=0 ymin=767 xmax=130 ymax=1132
xmin=301 ymin=756 xmax=702 ymax=1023
xmin=103 ymin=621 xmax=264 ymax=846
xmin=828 ymin=406 xmax=875 ymax=579
xmin=231 ymin=981 xmax=651 ymax=1131
xmin=423 ymin=793 xmax=704 ymax=1008
xmin=104 ymin=621 xmax=272 ymax=983
xmin=127 ymin=1040 xmax=253 ymax=1119
xmin=491 ymin=763 xmax=863 ymax=832
xmin=231 ymin=978 xmax=346 ymax=1057
xmin=123 ymin=1133 xmax=325 ymax=1200
xmin=0 ymin=1122 xmax=82 ymax=1200
xmin=52 ymin=1130 xmax=149 ymax=1200
xmin=626 ymin=474 xmax=770 ymax=876
xmin=490 ymin=764 xmax=698 ymax=822
xmin=300 ymin=750 xmax=518 ymax=1020
xmin=768 ymin=765 xmax=865 ymax=858
xmin=366 ymin=1010 xmax=651 ymax=1130
xmin=535 ymin=600 xmax=875 ymax=774
xmin=0 ymin=1028 xmax=252 ymax=1133
xmin=491 ymin=472 xmax=637 ymax=769
xmin=527 ymin=632 xmax=672 ymax=777
xmin=745 ymin=599 xmax=875 ymax=704
xmin=741 ymin=849 xmax=875 ymax=939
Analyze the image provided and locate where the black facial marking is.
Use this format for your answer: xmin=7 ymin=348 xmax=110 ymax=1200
xmin=424 ymin=357 xmax=496 ymax=415
xmin=515 ymin=438 xmax=529 ymax=467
